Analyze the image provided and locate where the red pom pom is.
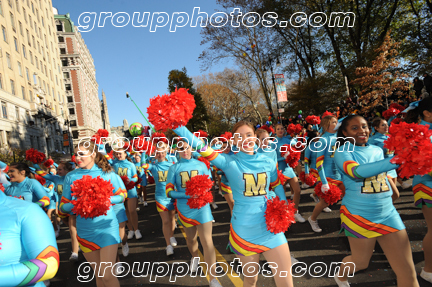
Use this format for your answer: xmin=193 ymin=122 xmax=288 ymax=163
xmin=287 ymin=124 xmax=302 ymax=135
xmin=277 ymin=170 xmax=287 ymax=186
xmin=306 ymin=115 xmax=321 ymax=125
xmin=389 ymin=103 xmax=405 ymax=112
xmin=26 ymin=148 xmax=46 ymax=164
xmin=0 ymin=183 xmax=4 ymax=192
xmin=259 ymin=125 xmax=274 ymax=135
xmin=35 ymin=174 xmax=46 ymax=186
xmin=322 ymin=111 xmax=335 ymax=118
xmin=147 ymin=88 xmax=196 ymax=132
xmin=185 ymin=174 xmax=214 ymax=209
xmin=281 ymin=145 xmax=301 ymax=168
xmin=131 ymin=136 xmax=155 ymax=155
xmin=382 ymin=108 xmax=400 ymax=120
xmin=197 ymin=157 xmax=211 ymax=170
xmin=195 ymin=130 xmax=208 ymax=139
xmin=391 ymin=118 xmax=403 ymax=126
xmin=265 ymin=196 xmax=296 ymax=234
xmin=137 ymin=177 xmax=142 ymax=185
xmin=299 ymin=171 xmax=317 ymax=186
xmin=151 ymin=132 xmax=169 ymax=144
xmin=71 ymin=175 xmax=113 ymax=219
xmin=384 ymin=122 xmax=432 ymax=179
xmin=71 ymin=155 xmax=76 ymax=163
xmin=220 ymin=132 xmax=233 ymax=143
xmin=43 ymin=159 xmax=54 ymax=168
xmin=97 ymin=129 xmax=109 ymax=138
xmin=120 ymin=175 xmax=136 ymax=190
xmin=314 ymin=182 xmax=342 ymax=205
xmin=148 ymin=176 xmax=155 ymax=184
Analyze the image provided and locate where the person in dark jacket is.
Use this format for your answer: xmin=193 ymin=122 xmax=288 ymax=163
xmin=424 ymin=73 xmax=432 ymax=95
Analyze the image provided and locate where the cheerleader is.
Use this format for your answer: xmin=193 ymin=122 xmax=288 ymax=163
xmin=333 ymin=115 xmax=418 ymax=287
xmin=257 ymin=128 xmax=305 ymax=223
xmin=35 ymin=162 xmax=79 ymax=261
xmin=140 ymin=142 xmax=177 ymax=256
xmin=5 ymin=162 xmax=50 ymax=208
xmin=308 ymin=115 xmax=345 ymax=233
xmin=405 ymin=97 xmax=432 ymax=282
xmin=165 ymin=139 xmax=221 ymax=287
xmin=0 ymin=189 xmax=59 ymax=287
xmin=173 ymin=121 xmax=294 ymax=287
xmin=304 ymin=131 xmax=320 ymax=198
xmin=368 ymin=118 xmax=400 ymax=201
xmin=112 ymin=147 xmax=141 ymax=242
xmin=60 ymin=140 xmax=127 ymax=287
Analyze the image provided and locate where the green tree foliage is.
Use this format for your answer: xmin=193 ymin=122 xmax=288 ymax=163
xmin=168 ymin=68 xmax=209 ymax=132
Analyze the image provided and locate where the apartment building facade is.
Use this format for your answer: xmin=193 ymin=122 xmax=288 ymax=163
xmin=0 ymin=0 xmax=70 ymax=153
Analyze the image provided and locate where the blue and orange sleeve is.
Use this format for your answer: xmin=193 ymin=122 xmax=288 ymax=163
xmin=32 ymin=181 xmax=50 ymax=208
xmin=59 ymin=175 xmax=73 ymax=217
xmin=270 ymin=164 xmax=287 ymax=201
xmin=111 ymin=174 xmax=128 ymax=204
xmin=334 ymin=145 xmax=398 ymax=179
xmin=316 ymin=137 xmax=327 ymax=185
xmin=165 ymin=165 xmax=189 ymax=199
xmin=0 ymin=203 xmax=59 ymax=286
xmin=304 ymin=146 xmax=312 ymax=174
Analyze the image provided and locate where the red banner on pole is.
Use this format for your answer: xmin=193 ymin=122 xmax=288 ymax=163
xmin=275 ymin=74 xmax=287 ymax=103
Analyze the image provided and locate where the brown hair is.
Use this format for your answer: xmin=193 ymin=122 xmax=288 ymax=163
xmin=113 ymin=146 xmax=133 ymax=162
xmin=59 ymin=162 xmax=74 ymax=172
xmin=255 ymin=128 xmax=269 ymax=139
xmin=371 ymin=117 xmax=385 ymax=129
xmin=274 ymin=123 xmax=283 ymax=129
xmin=320 ymin=116 xmax=337 ymax=133
xmin=77 ymin=140 xmax=113 ymax=173
xmin=10 ymin=162 xmax=31 ymax=177
xmin=406 ymin=97 xmax=432 ymax=124
xmin=232 ymin=121 xmax=255 ymax=134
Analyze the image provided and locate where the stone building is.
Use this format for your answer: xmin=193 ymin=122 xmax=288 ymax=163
xmin=54 ymin=11 xmax=103 ymax=146
xmin=0 ymin=0 xmax=70 ymax=153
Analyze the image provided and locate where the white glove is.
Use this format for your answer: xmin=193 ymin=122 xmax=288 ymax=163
xmin=321 ymin=184 xmax=330 ymax=194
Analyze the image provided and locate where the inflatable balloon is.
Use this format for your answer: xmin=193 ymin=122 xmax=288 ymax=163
xmin=129 ymin=122 xmax=144 ymax=137
xmin=298 ymin=115 xmax=302 ymax=119
xmin=298 ymin=110 xmax=302 ymax=114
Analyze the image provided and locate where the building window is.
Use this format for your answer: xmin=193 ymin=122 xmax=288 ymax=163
xmin=29 ymin=50 xmax=33 ymax=63
xmin=68 ymin=108 xmax=75 ymax=115
xmin=33 ymin=74 xmax=36 ymax=84
xmin=10 ymin=79 xmax=15 ymax=95
xmin=58 ymin=36 xmax=64 ymax=42
xmin=2 ymin=102 xmax=7 ymax=119
xmin=61 ymin=58 xmax=68 ymax=66
xmin=19 ymin=21 xmax=23 ymax=35
xmin=56 ymin=24 xmax=62 ymax=32
xmin=5 ymin=131 xmax=10 ymax=147
xmin=63 ymin=71 xmax=69 ymax=79
xmin=6 ymin=53 xmax=11 ymax=69
xmin=70 ymin=120 xmax=77 ymax=127
xmin=0 ymin=74 xmax=2 ymax=89
xmin=65 ymin=84 xmax=71 ymax=91
xmin=60 ymin=48 xmax=66 ymax=54
xmin=15 ymin=106 xmax=19 ymax=121
xmin=25 ymin=67 xmax=30 ymax=81
xmin=2 ymin=25 xmax=7 ymax=42
xmin=26 ymin=29 xmax=30 ymax=45
xmin=0 ymin=0 xmax=3 ymax=16
xmin=10 ymin=12 xmax=15 ymax=31
xmin=0 ymin=131 xmax=3 ymax=148
xmin=22 ymin=45 xmax=26 ymax=58
xmin=17 ymin=61 xmax=22 ymax=76
xmin=67 ymin=96 xmax=73 ymax=103
xmin=29 ymin=90 xmax=32 ymax=101
xmin=23 ymin=7 xmax=26 ymax=22
xmin=21 ymin=86 xmax=25 ymax=100
xmin=13 ymin=37 xmax=18 ymax=51
xmin=72 ymin=131 xmax=78 ymax=139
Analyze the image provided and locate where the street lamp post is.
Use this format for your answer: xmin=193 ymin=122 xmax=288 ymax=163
xmin=64 ymin=119 xmax=73 ymax=157
xmin=265 ymin=55 xmax=282 ymax=123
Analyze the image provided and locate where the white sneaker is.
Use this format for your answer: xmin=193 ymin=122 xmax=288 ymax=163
xmin=301 ymin=183 xmax=309 ymax=189
xmin=310 ymin=193 xmax=319 ymax=203
xmin=334 ymin=275 xmax=350 ymax=286
xmin=401 ymin=181 xmax=412 ymax=189
xmin=323 ymin=207 xmax=332 ymax=213
xmin=139 ymin=197 xmax=144 ymax=204
xmin=294 ymin=212 xmax=306 ymax=223
xmin=420 ymin=268 xmax=432 ymax=283
xmin=122 ymin=243 xmax=129 ymax=257
xmin=308 ymin=216 xmax=322 ymax=232
xmin=209 ymin=278 xmax=222 ymax=287
xmin=43 ymin=280 xmax=50 ymax=287
xmin=215 ymin=184 xmax=219 ymax=190
xmin=143 ymin=201 xmax=148 ymax=207
xmin=55 ymin=229 xmax=59 ymax=238
xmin=135 ymin=230 xmax=142 ymax=240
xmin=114 ymin=263 xmax=123 ymax=276
xmin=166 ymin=245 xmax=174 ymax=256
xmin=190 ymin=257 xmax=200 ymax=273
xmin=69 ymin=252 xmax=78 ymax=262
xmin=290 ymin=194 xmax=294 ymax=200
xmin=218 ymin=191 xmax=223 ymax=196
xmin=291 ymin=255 xmax=299 ymax=265
xmin=170 ymin=237 xmax=177 ymax=247
xmin=285 ymin=183 xmax=291 ymax=188
xmin=136 ymin=207 xmax=140 ymax=211
xmin=211 ymin=202 xmax=218 ymax=209
xmin=127 ymin=230 xmax=134 ymax=239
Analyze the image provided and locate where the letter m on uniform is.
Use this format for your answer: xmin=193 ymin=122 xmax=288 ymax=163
xmin=243 ymin=173 xmax=267 ymax=196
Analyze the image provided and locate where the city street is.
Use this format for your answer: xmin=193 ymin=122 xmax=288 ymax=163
xmin=51 ymin=179 xmax=428 ymax=287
